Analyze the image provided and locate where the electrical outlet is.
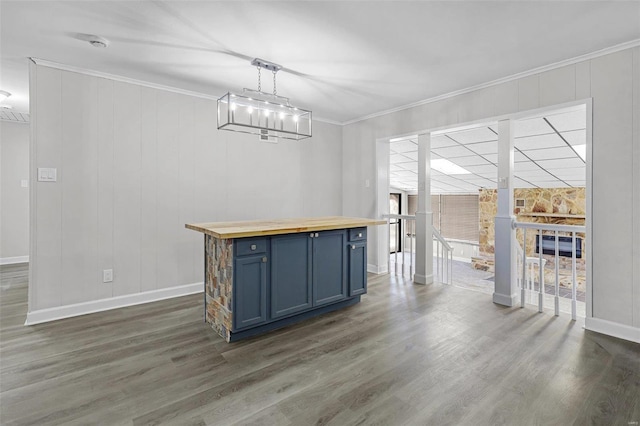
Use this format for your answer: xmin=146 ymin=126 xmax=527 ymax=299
xmin=103 ymin=269 xmax=113 ymax=283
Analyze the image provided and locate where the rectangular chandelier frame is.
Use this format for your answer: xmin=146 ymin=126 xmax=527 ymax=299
xmin=217 ymin=89 xmax=312 ymax=142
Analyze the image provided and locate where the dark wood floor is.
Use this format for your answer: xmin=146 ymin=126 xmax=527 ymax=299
xmin=1 ymin=263 xmax=639 ymax=425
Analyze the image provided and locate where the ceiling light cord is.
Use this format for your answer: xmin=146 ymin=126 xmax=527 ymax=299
xmin=273 ymin=70 xmax=277 ymax=96
xmin=257 ymin=66 xmax=262 ymax=92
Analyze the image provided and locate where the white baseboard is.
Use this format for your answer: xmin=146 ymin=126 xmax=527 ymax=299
xmin=585 ymin=317 xmax=640 ymax=344
xmin=492 ymin=292 xmax=519 ymax=307
xmin=367 ymin=264 xmax=388 ymax=274
xmin=0 ymin=256 xmax=29 ymax=265
xmin=414 ymin=273 xmax=434 ymax=285
xmin=25 ymin=282 xmax=203 ymax=325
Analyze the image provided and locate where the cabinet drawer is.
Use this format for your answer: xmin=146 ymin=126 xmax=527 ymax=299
xmin=235 ymin=238 xmax=267 ymax=256
xmin=348 ymin=228 xmax=367 ymax=242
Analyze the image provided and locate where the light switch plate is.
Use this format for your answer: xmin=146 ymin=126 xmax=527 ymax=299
xmin=103 ymin=269 xmax=113 ymax=283
xmin=37 ymin=168 xmax=57 ymax=182
xmin=498 ymin=177 xmax=508 ymax=189
xmin=20 ymin=179 xmax=28 ymax=188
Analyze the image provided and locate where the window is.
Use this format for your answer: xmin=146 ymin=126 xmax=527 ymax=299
xmin=440 ymin=195 xmax=479 ymax=242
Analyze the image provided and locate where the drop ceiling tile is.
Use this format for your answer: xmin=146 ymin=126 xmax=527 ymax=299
xmin=561 ymin=129 xmax=586 ymax=146
xmin=532 ymin=181 xmax=572 ymax=188
xmin=446 ymin=127 xmax=497 ymax=144
xmin=514 ymin=161 xmax=542 ymax=171
xmin=465 ymin=164 xmax=497 ymax=174
xmin=483 ymin=153 xmax=498 ymax=163
xmin=465 ymin=141 xmax=497 ymax=155
xmin=514 ymin=152 xmax=529 ymax=162
xmin=515 ymin=133 xmax=566 ymax=150
xmin=449 ymin=155 xmax=491 ymax=166
xmin=390 ymin=153 xmax=414 ymax=164
xmin=545 ymin=167 xmax=585 ymax=179
xmin=431 ymin=152 xmax=443 ymax=159
xmin=522 ymin=146 xmax=576 ymax=161
xmin=546 ymin=109 xmax=586 ymax=132
xmin=514 ymin=177 xmax=536 ymax=188
xmin=394 ymin=170 xmax=418 ymax=178
xmin=403 ymin=152 xmax=419 ymax=161
xmin=390 ymin=139 xmax=418 ymax=153
xmin=513 ymin=169 xmax=552 ymax=179
xmin=476 ymin=172 xmax=497 ymax=179
xmin=431 ymin=135 xmax=458 ymax=149
xmin=432 ymin=145 xmax=473 ymax=158
xmin=515 ymin=118 xmax=553 ymax=137
xmin=564 ymin=180 xmax=586 ymax=187
xmin=398 ymin=162 xmax=418 ymax=172
xmin=537 ymin=158 xmax=585 ymax=169
xmin=390 ymin=164 xmax=404 ymax=172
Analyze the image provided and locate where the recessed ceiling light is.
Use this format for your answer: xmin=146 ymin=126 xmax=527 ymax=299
xmin=573 ymin=144 xmax=586 ymax=161
xmin=431 ymin=159 xmax=471 ymax=175
xmin=87 ymin=35 xmax=110 ymax=48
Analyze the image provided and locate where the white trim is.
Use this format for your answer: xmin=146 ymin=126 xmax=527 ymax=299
xmin=343 ymin=39 xmax=640 ymax=125
xmin=28 ymin=58 xmax=340 ymax=125
xmin=24 ymin=282 xmax=202 ymax=325
xmin=0 ymin=256 xmax=29 ymax=265
xmin=414 ymin=273 xmax=434 ymax=285
xmin=367 ymin=263 xmax=388 ymax=274
xmin=585 ymin=317 xmax=640 ymax=344
xmin=492 ymin=292 xmax=519 ymax=307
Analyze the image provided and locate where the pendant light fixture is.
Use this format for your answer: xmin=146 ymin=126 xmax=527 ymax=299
xmin=217 ymin=58 xmax=312 ymax=143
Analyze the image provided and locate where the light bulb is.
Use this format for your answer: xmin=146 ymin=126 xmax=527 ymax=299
xmin=247 ymin=106 xmax=254 ymax=114
xmin=293 ymin=115 xmax=299 ymax=122
xmin=231 ymin=103 xmax=236 ymax=111
xmin=279 ymin=112 xmax=285 ymax=120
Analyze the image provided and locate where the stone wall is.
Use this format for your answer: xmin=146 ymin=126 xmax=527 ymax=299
xmin=475 ymin=187 xmax=587 ymax=290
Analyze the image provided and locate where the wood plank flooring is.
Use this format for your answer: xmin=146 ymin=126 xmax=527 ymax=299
xmin=1 ymin=263 xmax=639 ymax=425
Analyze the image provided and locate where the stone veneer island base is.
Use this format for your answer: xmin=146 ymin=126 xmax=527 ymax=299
xmin=186 ymin=217 xmax=385 ymax=342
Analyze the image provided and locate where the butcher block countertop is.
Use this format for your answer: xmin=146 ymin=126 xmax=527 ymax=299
xmin=185 ymin=216 xmax=386 ymax=239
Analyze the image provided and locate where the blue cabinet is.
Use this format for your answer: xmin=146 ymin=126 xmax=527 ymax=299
xmin=313 ymin=230 xmax=347 ymax=306
xmin=234 ymin=254 xmax=268 ymax=329
xmin=270 ymin=233 xmax=313 ymax=319
xmin=230 ymin=228 xmax=366 ymax=340
xmin=348 ymin=241 xmax=367 ymax=296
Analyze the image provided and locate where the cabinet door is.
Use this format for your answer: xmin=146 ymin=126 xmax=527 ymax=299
xmin=234 ymin=254 xmax=268 ymax=330
xmin=348 ymin=241 xmax=367 ymax=296
xmin=271 ymin=233 xmax=313 ymax=319
xmin=313 ymin=230 xmax=347 ymax=306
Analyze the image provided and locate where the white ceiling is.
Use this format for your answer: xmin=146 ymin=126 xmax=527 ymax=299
xmin=390 ymin=107 xmax=586 ymax=194
xmin=1 ymin=2 xmax=639 ymax=122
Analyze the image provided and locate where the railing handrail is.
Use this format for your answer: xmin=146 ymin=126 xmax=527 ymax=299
xmin=514 ymin=221 xmax=585 ymax=233
xmin=432 ymin=227 xmax=452 ymax=251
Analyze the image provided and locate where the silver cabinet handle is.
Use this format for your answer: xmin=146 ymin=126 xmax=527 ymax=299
xmin=351 ymin=245 xmax=356 ymax=250
xmin=250 ymin=244 xmax=257 ymax=251
xmin=309 ymin=233 xmax=314 ymax=238
xmin=358 ymin=233 xmax=363 ymax=238
xmin=315 ymin=233 xmax=319 ymax=238
xmin=262 ymin=256 xmax=267 ymax=263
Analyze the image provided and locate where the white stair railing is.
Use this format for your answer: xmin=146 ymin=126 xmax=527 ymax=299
xmin=383 ymin=214 xmax=453 ymax=284
xmin=513 ymin=221 xmax=585 ymax=320
xmin=433 ymin=227 xmax=453 ymax=285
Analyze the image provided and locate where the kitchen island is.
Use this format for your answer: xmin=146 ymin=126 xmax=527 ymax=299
xmin=186 ymin=216 xmax=385 ymax=342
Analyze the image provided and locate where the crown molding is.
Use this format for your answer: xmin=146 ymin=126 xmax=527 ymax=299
xmin=29 ymin=58 xmax=340 ymax=126
xmin=341 ymin=38 xmax=640 ymax=126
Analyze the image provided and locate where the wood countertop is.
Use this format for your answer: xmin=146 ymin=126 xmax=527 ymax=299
xmin=185 ymin=216 xmax=386 ymax=239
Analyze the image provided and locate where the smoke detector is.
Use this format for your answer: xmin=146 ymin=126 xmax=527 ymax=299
xmin=87 ymin=35 xmax=109 ymax=48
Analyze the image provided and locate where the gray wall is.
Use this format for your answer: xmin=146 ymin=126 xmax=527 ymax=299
xmin=29 ymin=63 xmax=342 ymax=312
xmin=1 ymin=121 xmax=30 ymax=260
xmin=343 ymin=47 xmax=640 ymax=331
